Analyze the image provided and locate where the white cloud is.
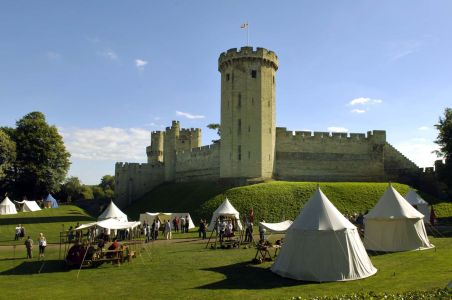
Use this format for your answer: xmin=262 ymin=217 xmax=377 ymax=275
xmin=60 ymin=127 xmax=149 ymax=161
xmin=327 ymin=127 xmax=348 ymax=133
xmin=389 ymin=40 xmax=422 ymax=61
xmin=351 ymin=109 xmax=366 ymax=114
xmin=349 ymin=97 xmax=383 ymax=106
xmin=176 ymin=111 xmax=205 ymax=119
xmin=99 ymin=49 xmax=118 ymax=60
xmin=135 ymin=59 xmax=148 ymax=70
xmin=394 ymin=139 xmax=439 ymax=168
xmin=46 ymin=51 xmax=61 ymax=60
xmin=418 ymin=126 xmax=430 ymax=131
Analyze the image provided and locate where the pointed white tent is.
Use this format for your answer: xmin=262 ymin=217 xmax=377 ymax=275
xmin=272 ymin=188 xmax=377 ymax=282
xmin=98 ymin=201 xmax=128 ymax=222
xmin=207 ymin=198 xmax=242 ymax=231
xmin=364 ymin=184 xmax=434 ymax=252
xmin=15 ymin=200 xmax=41 ymax=212
xmin=0 ymin=197 xmax=18 ymax=215
xmin=405 ymin=189 xmax=430 ymax=224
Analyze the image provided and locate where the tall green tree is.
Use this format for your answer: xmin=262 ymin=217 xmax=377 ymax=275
xmin=207 ymin=123 xmax=221 ymax=144
xmin=100 ymin=175 xmax=115 ymax=191
xmin=434 ymin=107 xmax=452 ymax=195
xmin=60 ymin=176 xmax=83 ymax=202
xmin=0 ymin=129 xmax=16 ymax=181
xmin=13 ymin=112 xmax=70 ymax=198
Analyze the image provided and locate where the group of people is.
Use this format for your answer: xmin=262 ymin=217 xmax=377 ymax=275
xmin=14 ymin=224 xmax=25 ymax=240
xmin=172 ymin=216 xmax=190 ymax=233
xmin=23 ymin=232 xmax=47 ymax=259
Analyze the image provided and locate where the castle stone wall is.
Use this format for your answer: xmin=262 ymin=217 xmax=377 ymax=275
xmin=115 ymin=162 xmax=165 ymax=208
xmin=274 ymin=128 xmax=387 ymax=181
xmin=175 ymin=143 xmax=220 ymax=181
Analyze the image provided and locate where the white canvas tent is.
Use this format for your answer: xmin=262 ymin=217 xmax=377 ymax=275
xmin=14 ymin=200 xmax=41 ymax=212
xmin=259 ymin=220 xmax=293 ymax=233
xmin=0 ymin=197 xmax=17 ymax=215
xmin=139 ymin=212 xmax=195 ymax=229
xmin=405 ymin=189 xmax=430 ymax=224
xmin=98 ymin=201 xmax=128 ymax=222
xmin=207 ymin=198 xmax=243 ymax=231
xmin=272 ymin=188 xmax=377 ymax=282
xmin=364 ymin=184 xmax=434 ymax=252
xmin=76 ymin=218 xmax=140 ymax=231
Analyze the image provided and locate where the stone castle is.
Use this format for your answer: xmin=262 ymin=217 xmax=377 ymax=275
xmin=115 ymin=47 xmax=420 ymax=208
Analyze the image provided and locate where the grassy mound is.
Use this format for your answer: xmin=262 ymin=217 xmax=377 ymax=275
xmin=0 ymin=205 xmax=94 ymax=245
xmin=126 ymin=181 xmax=452 ymax=223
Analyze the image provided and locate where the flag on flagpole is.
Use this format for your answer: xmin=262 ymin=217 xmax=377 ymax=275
xmin=240 ymin=22 xmax=248 ymax=29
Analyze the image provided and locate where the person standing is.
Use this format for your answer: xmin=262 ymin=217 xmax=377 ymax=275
xmin=259 ymin=220 xmax=266 ymax=242
xmin=184 ymin=215 xmax=190 ymax=233
xmin=24 ymin=236 xmax=33 ymax=259
xmin=38 ymin=233 xmax=47 ymax=259
xmin=154 ymin=219 xmax=160 ymax=240
xmin=164 ymin=220 xmax=172 ymax=240
xmin=15 ymin=225 xmax=21 ymax=241
xmin=180 ymin=217 xmax=185 ymax=234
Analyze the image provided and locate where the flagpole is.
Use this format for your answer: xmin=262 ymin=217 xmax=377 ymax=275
xmin=247 ymin=21 xmax=249 ymax=46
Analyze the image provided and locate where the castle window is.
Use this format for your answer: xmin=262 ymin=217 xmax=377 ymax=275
xmin=268 ymin=100 xmax=271 ymax=107
xmin=251 ymin=97 xmax=254 ymax=105
xmin=273 ymin=76 xmax=275 ymax=84
xmin=251 ymin=70 xmax=257 ymax=78
xmin=238 ymin=93 xmax=241 ymax=108
xmin=238 ymin=119 xmax=242 ymax=135
xmin=269 ymin=154 xmax=271 ymax=161
xmin=269 ymin=128 xmax=271 ymax=134
xmin=248 ymin=151 xmax=251 ymax=159
xmin=238 ymin=145 xmax=242 ymax=160
xmin=226 ymin=74 xmax=230 ymax=81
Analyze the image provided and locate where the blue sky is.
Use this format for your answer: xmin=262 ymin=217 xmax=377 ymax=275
xmin=1 ymin=1 xmax=451 ymax=184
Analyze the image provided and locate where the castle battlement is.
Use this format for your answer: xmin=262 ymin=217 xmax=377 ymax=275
xmin=276 ymin=127 xmax=386 ymax=142
xmin=116 ymin=162 xmax=164 ymax=169
xmin=218 ymin=46 xmax=278 ymax=71
xmin=176 ymin=143 xmax=219 ymax=155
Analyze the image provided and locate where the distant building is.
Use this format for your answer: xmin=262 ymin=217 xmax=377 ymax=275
xmin=115 ymin=47 xmax=419 ymax=207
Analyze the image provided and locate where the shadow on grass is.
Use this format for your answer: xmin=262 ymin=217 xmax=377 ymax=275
xmin=0 ymin=215 xmax=94 ymax=226
xmin=197 ymin=262 xmax=311 ymax=290
xmin=0 ymin=259 xmax=69 ymax=275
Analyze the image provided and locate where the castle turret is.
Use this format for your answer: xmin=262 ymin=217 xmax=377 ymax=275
xmin=219 ymin=47 xmax=278 ymax=179
xmin=147 ymin=131 xmax=164 ymax=163
xmin=164 ymin=121 xmax=179 ymax=181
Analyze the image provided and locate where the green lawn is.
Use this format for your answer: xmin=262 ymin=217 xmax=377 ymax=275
xmin=126 ymin=181 xmax=452 ymax=224
xmin=0 ymin=200 xmax=451 ymax=299
xmin=0 ymin=235 xmax=450 ymax=299
xmin=0 ymin=205 xmax=94 ymax=245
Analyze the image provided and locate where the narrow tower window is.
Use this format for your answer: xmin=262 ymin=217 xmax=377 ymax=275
xmin=238 ymin=93 xmax=241 ymax=108
xmin=238 ymin=145 xmax=242 ymax=160
xmin=226 ymin=74 xmax=230 ymax=81
xmin=251 ymin=70 xmax=257 ymax=78
xmin=248 ymin=151 xmax=251 ymax=159
xmin=238 ymin=119 xmax=242 ymax=135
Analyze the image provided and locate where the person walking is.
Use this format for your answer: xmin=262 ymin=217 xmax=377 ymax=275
xmin=180 ymin=217 xmax=185 ymax=234
xmin=24 ymin=236 xmax=33 ymax=259
xmin=184 ymin=215 xmax=190 ymax=233
xmin=14 ymin=225 xmax=21 ymax=240
xmin=154 ymin=219 xmax=160 ymax=240
xmin=37 ymin=233 xmax=47 ymax=259
xmin=259 ymin=220 xmax=266 ymax=242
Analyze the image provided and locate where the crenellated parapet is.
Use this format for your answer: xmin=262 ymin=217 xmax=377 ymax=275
xmin=276 ymin=127 xmax=386 ymax=143
xmin=218 ymin=47 xmax=278 ymax=72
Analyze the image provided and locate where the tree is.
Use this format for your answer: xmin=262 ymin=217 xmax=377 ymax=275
xmin=434 ymin=108 xmax=452 ymax=195
xmin=207 ymin=123 xmax=221 ymax=144
xmin=0 ymin=129 xmax=16 ymax=181
xmin=60 ymin=176 xmax=83 ymax=202
xmin=100 ymin=175 xmax=115 ymax=191
xmin=13 ymin=112 xmax=71 ymax=198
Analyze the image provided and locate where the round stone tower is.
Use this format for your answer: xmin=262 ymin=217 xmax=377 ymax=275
xmin=218 ymin=46 xmax=278 ymax=179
